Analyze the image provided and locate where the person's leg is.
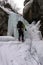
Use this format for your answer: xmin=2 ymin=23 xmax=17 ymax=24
xmin=22 ymin=31 xmax=24 ymax=42
xmin=18 ymin=30 xmax=21 ymax=41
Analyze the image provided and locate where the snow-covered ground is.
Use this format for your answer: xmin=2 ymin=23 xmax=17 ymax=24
xmin=0 ymin=37 xmax=41 ymax=65
xmin=0 ymin=20 xmax=43 ymax=65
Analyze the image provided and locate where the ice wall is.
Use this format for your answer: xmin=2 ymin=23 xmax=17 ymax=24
xmin=7 ymin=13 xmax=30 ymax=40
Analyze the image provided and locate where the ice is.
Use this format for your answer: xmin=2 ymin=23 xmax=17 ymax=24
xmin=7 ymin=13 xmax=30 ymax=40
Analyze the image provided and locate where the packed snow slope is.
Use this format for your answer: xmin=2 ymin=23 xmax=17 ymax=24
xmin=0 ymin=37 xmax=41 ymax=65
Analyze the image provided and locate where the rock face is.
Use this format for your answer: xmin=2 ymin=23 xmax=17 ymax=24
xmin=38 ymin=0 xmax=43 ymax=37
xmin=0 ymin=2 xmax=16 ymax=36
xmin=4 ymin=3 xmax=15 ymax=12
xmin=23 ymin=0 xmax=43 ymax=37
xmin=24 ymin=0 xmax=30 ymax=6
xmin=0 ymin=7 xmax=8 ymax=36
xmin=23 ymin=0 xmax=40 ymax=24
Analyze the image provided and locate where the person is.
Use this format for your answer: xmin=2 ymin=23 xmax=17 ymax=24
xmin=17 ymin=21 xmax=27 ymax=42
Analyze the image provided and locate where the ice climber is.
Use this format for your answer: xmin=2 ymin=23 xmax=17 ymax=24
xmin=17 ymin=21 xmax=27 ymax=42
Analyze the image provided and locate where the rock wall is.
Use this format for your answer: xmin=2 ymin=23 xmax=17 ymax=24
xmin=23 ymin=0 xmax=43 ymax=37
xmin=23 ymin=0 xmax=40 ymax=24
xmin=0 ymin=7 xmax=8 ymax=35
xmin=38 ymin=0 xmax=43 ymax=37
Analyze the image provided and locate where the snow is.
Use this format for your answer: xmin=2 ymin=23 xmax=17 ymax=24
xmin=0 ymin=6 xmax=13 ymax=14
xmin=0 ymin=19 xmax=43 ymax=65
xmin=0 ymin=36 xmax=15 ymax=41
xmin=32 ymin=40 xmax=43 ymax=65
xmin=0 ymin=38 xmax=41 ymax=65
xmin=28 ymin=20 xmax=42 ymax=41
xmin=0 ymin=11 xmax=43 ymax=65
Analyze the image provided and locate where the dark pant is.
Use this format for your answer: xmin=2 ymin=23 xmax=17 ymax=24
xmin=18 ymin=29 xmax=24 ymax=42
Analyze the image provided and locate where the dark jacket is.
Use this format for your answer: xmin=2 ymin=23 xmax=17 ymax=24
xmin=17 ymin=21 xmax=26 ymax=31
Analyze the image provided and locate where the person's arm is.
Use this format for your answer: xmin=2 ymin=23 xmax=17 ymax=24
xmin=23 ymin=24 xmax=27 ymax=31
